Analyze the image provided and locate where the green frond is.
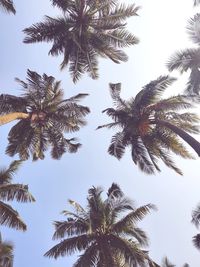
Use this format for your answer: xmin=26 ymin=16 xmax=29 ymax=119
xmin=192 ymin=234 xmax=200 ymax=250
xmin=113 ymin=204 xmax=156 ymax=234
xmin=23 ymin=16 xmax=69 ymax=44
xmin=191 ymin=204 xmax=200 ymax=228
xmin=108 ymin=132 xmax=126 ymax=159
xmin=0 ymin=94 xmax=27 ymax=114
xmin=134 ymin=76 xmax=176 ymax=108
xmin=123 ymin=227 xmax=149 ymax=247
xmin=107 ymin=235 xmax=149 ymax=266
xmin=100 ymin=29 xmax=139 ymax=48
xmin=73 ymin=243 xmax=99 ymax=267
xmin=53 ymin=219 xmax=88 ymax=240
xmin=187 ymin=14 xmax=200 ymax=45
xmin=158 ymin=149 xmax=183 ymax=175
xmin=44 ymin=234 xmax=93 ymax=258
xmin=107 ymin=183 xmax=124 ymax=198
xmin=96 ymin=122 xmax=120 ymax=130
xmin=185 ymin=67 xmax=200 ymax=94
xmin=147 ymin=95 xmax=194 ymax=112
xmin=0 ymin=184 xmax=35 ymax=202
xmin=51 ymin=0 xmax=74 ymax=11
xmin=0 ymin=235 xmax=14 ymax=267
xmin=167 ymin=48 xmax=200 ymax=73
xmin=0 ymin=0 xmax=15 ymax=14
xmin=68 ymin=49 xmax=85 ymax=83
xmin=103 ymin=3 xmax=140 ymax=22
xmin=131 ymin=138 xmax=156 ymax=175
xmin=0 ymin=201 xmax=26 ymax=231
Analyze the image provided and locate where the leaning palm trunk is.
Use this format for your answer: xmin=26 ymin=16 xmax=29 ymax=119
xmin=0 ymin=112 xmax=29 ymax=126
xmin=156 ymin=119 xmax=200 ymax=156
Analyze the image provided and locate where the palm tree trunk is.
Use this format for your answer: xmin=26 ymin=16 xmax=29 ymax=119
xmin=156 ymin=119 xmax=200 ymax=156
xmin=0 ymin=112 xmax=29 ymax=126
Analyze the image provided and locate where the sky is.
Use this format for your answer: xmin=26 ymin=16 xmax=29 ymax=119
xmin=0 ymin=0 xmax=200 ymax=266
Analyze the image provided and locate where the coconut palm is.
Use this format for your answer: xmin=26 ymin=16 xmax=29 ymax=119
xmin=97 ymin=76 xmax=200 ymax=175
xmin=167 ymin=14 xmax=200 ymax=94
xmin=191 ymin=203 xmax=200 ymax=250
xmin=0 ymin=0 xmax=15 ymax=14
xmin=0 ymin=160 xmax=35 ymax=231
xmin=44 ymin=183 xmax=159 ymax=267
xmin=0 ymin=69 xmax=90 ymax=160
xmin=0 ymin=233 xmax=14 ymax=267
xmin=161 ymin=257 xmax=189 ymax=267
xmin=23 ymin=0 xmax=139 ymax=82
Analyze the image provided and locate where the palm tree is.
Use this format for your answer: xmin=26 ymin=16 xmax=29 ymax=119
xmin=44 ymin=183 xmax=159 ymax=267
xmin=0 ymin=160 xmax=35 ymax=231
xmin=167 ymin=14 xmax=200 ymax=94
xmin=0 ymin=233 xmax=14 ymax=267
xmin=23 ymin=0 xmax=139 ymax=82
xmin=0 ymin=0 xmax=15 ymax=14
xmin=191 ymin=203 xmax=200 ymax=250
xmin=0 ymin=69 xmax=90 ymax=160
xmin=97 ymin=76 xmax=200 ymax=175
xmin=161 ymin=257 xmax=189 ymax=267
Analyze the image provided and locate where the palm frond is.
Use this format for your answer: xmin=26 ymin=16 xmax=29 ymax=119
xmin=167 ymin=48 xmax=200 ymax=73
xmin=0 ymin=94 xmax=27 ymax=114
xmin=0 ymin=201 xmax=26 ymax=231
xmin=44 ymin=234 xmax=93 ymax=258
xmin=73 ymin=243 xmax=99 ymax=267
xmin=131 ymin=137 xmax=156 ymax=175
xmin=108 ymin=132 xmax=126 ymax=159
xmin=187 ymin=14 xmax=200 ymax=44
xmin=192 ymin=233 xmax=200 ymax=250
xmin=53 ymin=219 xmax=88 ymax=240
xmin=102 ymin=3 xmax=140 ymax=23
xmin=0 ymin=0 xmax=15 ymax=14
xmin=134 ymin=76 xmax=176 ymax=108
xmin=113 ymin=204 xmax=156 ymax=233
xmin=0 ymin=184 xmax=35 ymax=202
xmin=158 ymin=149 xmax=183 ymax=175
xmin=192 ymin=204 xmax=200 ymax=228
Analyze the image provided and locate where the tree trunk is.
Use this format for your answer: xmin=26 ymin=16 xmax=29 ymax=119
xmin=0 ymin=112 xmax=29 ymax=126
xmin=156 ymin=119 xmax=200 ymax=157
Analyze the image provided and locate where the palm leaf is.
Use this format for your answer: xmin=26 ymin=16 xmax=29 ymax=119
xmin=108 ymin=132 xmax=126 ymax=159
xmin=0 ymin=184 xmax=35 ymax=202
xmin=0 ymin=0 xmax=15 ymax=14
xmin=44 ymin=234 xmax=93 ymax=258
xmin=0 ymin=201 xmax=26 ymax=231
xmin=192 ymin=233 xmax=200 ymax=250
xmin=187 ymin=14 xmax=200 ymax=45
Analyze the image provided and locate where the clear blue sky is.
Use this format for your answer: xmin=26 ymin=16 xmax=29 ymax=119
xmin=1 ymin=0 xmax=200 ymax=266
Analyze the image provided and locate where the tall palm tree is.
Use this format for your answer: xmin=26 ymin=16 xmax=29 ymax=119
xmin=191 ymin=203 xmax=200 ymax=250
xmin=23 ymin=0 xmax=139 ymax=82
xmin=97 ymin=77 xmax=200 ymax=175
xmin=44 ymin=183 xmax=159 ymax=267
xmin=0 ymin=160 xmax=35 ymax=231
xmin=0 ymin=0 xmax=15 ymax=14
xmin=0 ymin=69 xmax=90 ymax=160
xmin=161 ymin=257 xmax=189 ymax=267
xmin=167 ymin=14 xmax=200 ymax=94
xmin=0 ymin=233 xmax=14 ymax=267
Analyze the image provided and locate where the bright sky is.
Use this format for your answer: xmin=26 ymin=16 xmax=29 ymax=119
xmin=0 ymin=0 xmax=200 ymax=266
